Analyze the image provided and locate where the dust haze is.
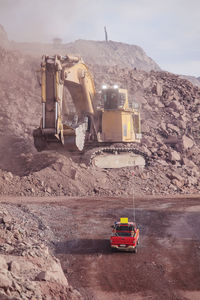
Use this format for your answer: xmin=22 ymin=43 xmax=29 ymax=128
xmin=1 ymin=0 xmax=200 ymax=298
xmin=1 ymin=0 xmax=200 ymax=75
xmin=0 ymin=0 xmax=105 ymax=43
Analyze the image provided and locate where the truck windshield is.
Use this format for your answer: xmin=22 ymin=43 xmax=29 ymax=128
xmin=115 ymin=225 xmax=134 ymax=231
xmin=116 ymin=232 xmax=132 ymax=237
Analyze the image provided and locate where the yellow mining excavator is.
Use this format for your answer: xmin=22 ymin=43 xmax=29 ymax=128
xmin=33 ymin=54 xmax=145 ymax=168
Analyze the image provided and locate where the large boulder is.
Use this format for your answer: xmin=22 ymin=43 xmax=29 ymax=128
xmin=152 ymin=82 xmax=163 ymax=96
xmin=182 ymin=135 xmax=194 ymax=150
xmin=167 ymin=124 xmax=180 ymax=134
xmin=169 ymin=150 xmax=181 ymax=162
xmin=168 ymin=100 xmax=184 ymax=112
xmin=35 ymin=259 xmax=68 ymax=286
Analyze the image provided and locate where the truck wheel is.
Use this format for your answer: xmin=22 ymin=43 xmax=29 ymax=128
xmin=133 ymin=247 xmax=137 ymax=254
xmin=137 ymin=238 xmax=140 ymax=245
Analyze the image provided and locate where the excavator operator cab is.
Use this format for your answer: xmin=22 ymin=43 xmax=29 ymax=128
xmin=101 ymin=85 xmax=127 ymax=110
xmin=97 ymin=85 xmax=141 ymax=143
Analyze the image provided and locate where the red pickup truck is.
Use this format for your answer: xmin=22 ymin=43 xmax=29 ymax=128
xmin=110 ymin=218 xmax=140 ymax=253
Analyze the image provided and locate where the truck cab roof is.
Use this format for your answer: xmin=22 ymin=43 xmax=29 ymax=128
xmin=115 ymin=222 xmax=136 ymax=225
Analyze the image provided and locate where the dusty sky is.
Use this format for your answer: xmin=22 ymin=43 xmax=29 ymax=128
xmin=0 ymin=0 xmax=199 ymax=76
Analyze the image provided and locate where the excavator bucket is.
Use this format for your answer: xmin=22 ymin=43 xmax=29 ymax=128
xmin=33 ymin=120 xmax=88 ymax=152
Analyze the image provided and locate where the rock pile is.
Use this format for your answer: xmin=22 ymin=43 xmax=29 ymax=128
xmin=0 ymin=205 xmax=82 ymax=299
xmin=2 ymin=25 xmax=200 ymax=299
xmin=100 ymin=66 xmax=200 ymax=194
xmin=0 ymin=36 xmax=200 ymax=196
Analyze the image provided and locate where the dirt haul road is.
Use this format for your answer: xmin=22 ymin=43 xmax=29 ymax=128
xmin=1 ymin=195 xmax=200 ymax=300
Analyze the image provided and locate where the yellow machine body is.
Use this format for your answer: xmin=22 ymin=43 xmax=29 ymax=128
xmin=33 ymin=55 xmax=141 ymax=153
xmin=100 ymin=88 xmax=141 ymax=143
xmin=102 ymin=110 xmax=140 ymax=142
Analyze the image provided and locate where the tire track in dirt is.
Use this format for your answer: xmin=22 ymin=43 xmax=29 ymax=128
xmin=1 ymin=196 xmax=199 ymax=300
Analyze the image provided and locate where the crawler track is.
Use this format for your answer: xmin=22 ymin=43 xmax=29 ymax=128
xmin=89 ymin=147 xmax=151 ymax=166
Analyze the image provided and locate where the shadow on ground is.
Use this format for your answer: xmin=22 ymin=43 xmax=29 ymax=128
xmin=55 ymin=238 xmax=111 ymax=255
xmin=0 ymin=135 xmax=57 ymax=176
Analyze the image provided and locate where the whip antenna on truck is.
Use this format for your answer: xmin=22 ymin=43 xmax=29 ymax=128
xmin=132 ymin=172 xmax=136 ymax=222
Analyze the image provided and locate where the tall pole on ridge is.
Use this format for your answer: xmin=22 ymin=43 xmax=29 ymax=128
xmin=104 ymin=26 xmax=108 ymax=42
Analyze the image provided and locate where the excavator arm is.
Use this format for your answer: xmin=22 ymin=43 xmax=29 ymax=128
xmin=34 ymin=54 xmax=97 ymax=151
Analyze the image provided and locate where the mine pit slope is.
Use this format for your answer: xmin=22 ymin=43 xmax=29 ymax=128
xmin=1 ymin=38 xmax=200 ymax=197
xmin=0 ymin=24 xmax=200 ymax=299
